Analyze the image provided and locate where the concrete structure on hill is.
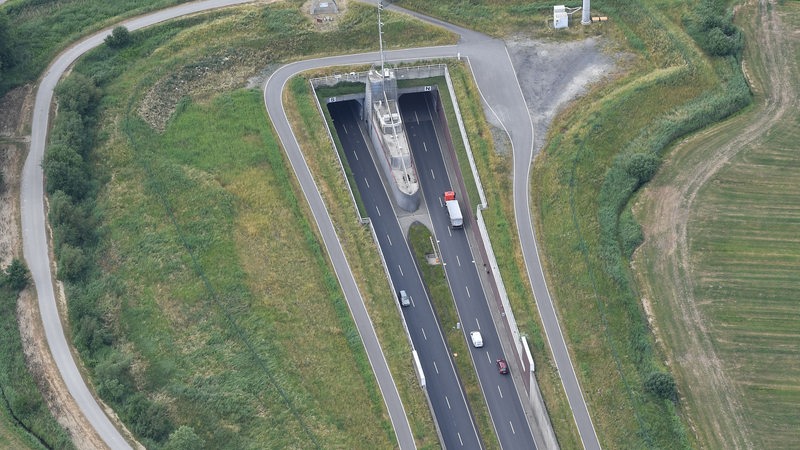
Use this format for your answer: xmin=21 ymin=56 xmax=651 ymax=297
xmin=364 ymin=67 xmax=420 ymax=212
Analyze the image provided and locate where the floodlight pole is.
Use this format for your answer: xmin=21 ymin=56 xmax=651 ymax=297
xmin=581 ymin=0 xmax=591 ymax=25
xmin=378 ymin=3 xmax=385 ymax=77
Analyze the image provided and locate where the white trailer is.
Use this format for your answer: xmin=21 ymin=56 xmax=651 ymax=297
xmin=444 ymin=191 xmax=463 ymax=228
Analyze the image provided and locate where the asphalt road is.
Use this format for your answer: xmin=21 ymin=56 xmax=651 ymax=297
xmin=328 ymin=101 xmax=482 ymax=448
xmin=400 ymin=91 xmax=537 ymax=449
xmin=22 ymin=0 xmax=602 ymax=448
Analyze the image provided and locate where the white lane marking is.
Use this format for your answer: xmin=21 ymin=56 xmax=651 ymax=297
xmin=475 ymin=317 xmax=481 ymax=330
xmin=498 ymin=385 xmax=504 ymax=398
xmin=510 ymin=421 xmax=516 ymax=435
xmin=415 ymin=111 xmax=419 ymax=124
xmin=375 ymin=205 xmax=381 ymax=216
xmin=343 ymin=124 xmax=348 ymax=134
xmin=466 ymin=286 xmax=471 ymax=298
xmin=398 ymin=265 xmax=404 ymax=276
xmin=410 ymin=296 xmax=415 ymax=308
xmin=353 ymin=150 xmax=359 ymax=161
xmin=486 ymin=352 xmax=491 ymax=363
xmin=445 ymin=396 xmax=451 ymax=409
xmin=423 ymin=141 xmax=428 ymax=152
xmin=448 ymin=227 xmax=452 ymax=237
xmin=456 ymin=255 xmax=461 ymax=266
xmin=421 ymin=327 xmax=427 ymax=340
xmin=386 ymin=235 xmax=392 ymax=246
xmin=430 ymin=168 xmax=435 ymax=180
xmin=458 ymin=432 xmax=463 ymax=446
xmin=364 ymin=177 xmax=369 ymax=188
xmin=438 ymin=196 xmax=443 ymax=207
xmin=433 ymin=360 xmax=439 ymax=374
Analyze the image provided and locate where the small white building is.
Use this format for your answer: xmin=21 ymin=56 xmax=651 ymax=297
xmin=554 ymin=5 xmax=569 ymax=29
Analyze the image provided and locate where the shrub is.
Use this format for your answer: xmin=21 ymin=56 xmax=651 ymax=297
xmin=105 ymin=26 xmax=132 ymax=49
xmin=620 ymin=152 xmax=660 ymax=187
xmin=644 ymin=371 xmax=677 ymax=401
xmin=685 ymin=0 xmax=743 ymax=57
xmin=164 ymin=426 xmax=206 ymax=450
xmin=4 ymin=258 xmax=30 ymax=291
xmin=57 ymin=243 xmax=88 ymax=282
xmin=55 ymin=73 xmax=100 ymax=115
xmin=43 ymin=143 xmax=89 ymax=199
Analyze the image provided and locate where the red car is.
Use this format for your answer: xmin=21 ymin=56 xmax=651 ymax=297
xmin=496 ymin=359 xmax=509 ymax=375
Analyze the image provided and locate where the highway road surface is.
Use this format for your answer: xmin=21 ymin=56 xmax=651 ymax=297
xmin=22 ymin=0 xmax=602 ymax=448
xmin=400 ymin=91 xmax=537 ymax=449
xmin=328 ymin=101 xmax=482 ymax=448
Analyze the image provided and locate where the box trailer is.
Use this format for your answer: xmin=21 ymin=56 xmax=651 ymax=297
xmin=444 ymin=191 xmax=463 ymax=228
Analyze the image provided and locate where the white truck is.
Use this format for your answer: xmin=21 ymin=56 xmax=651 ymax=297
xmin=444 ymin=191 xmax=463 ymax=228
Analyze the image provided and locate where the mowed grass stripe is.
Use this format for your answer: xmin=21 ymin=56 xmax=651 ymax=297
xmin=687 ymin=27 xmax=800 ymax=446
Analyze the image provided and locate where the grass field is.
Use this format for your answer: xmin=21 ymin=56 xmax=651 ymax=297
xmin=51 ymin=2 xmax=454 ymax=448
xmin=634 ymin=1 xmax=800 ymax=448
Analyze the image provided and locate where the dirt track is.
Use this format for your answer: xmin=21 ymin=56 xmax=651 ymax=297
xmin=634 ymin=1 xmax=794 ymax=448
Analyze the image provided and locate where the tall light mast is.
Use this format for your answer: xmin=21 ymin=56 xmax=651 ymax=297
xmin=582 ymin=0 xmax=591 ymax=25
xmin=378 ymin=3 xmax=385 ymax=77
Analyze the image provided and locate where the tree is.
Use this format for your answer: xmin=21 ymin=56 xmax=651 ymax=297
xmin=164 ymin=426 xmax=206 ymax=450
xmin=644 ymin=371 xmax=677 ymax=401
xmin=4 ymin=258 xmax=30 ymax=291
xmin=55 ymin=73 xmax=99 ymax=115
xmin=43 ymin=143 xmax=89 ymax=199
xmin=619 ymin=152 xmax=660 ymax=187
xmin=0 ymin=10 xmax=15 ymax=84
xmin=57 ymin=243 xmax=88 ymax=282
xmin=104 ymin=26 xmax=132 ymax=49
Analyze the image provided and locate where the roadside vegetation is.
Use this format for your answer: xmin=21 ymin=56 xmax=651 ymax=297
xmin=0 ymin=260 xmax=74 ymax=450
xmin=41 ymin=2 xmax=453 ymax=448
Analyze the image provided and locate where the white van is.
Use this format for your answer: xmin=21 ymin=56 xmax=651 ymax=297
xmin=470 ymin=331 xmax=483 ymax=348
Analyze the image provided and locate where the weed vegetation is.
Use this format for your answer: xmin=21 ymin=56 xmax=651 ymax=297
xmin=42 ymin=2 xmax=453 ymax=448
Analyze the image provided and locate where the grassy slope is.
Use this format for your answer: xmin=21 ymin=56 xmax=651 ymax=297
xmin=635 ymin=1 xmax=800 ymax=448
xmin=63 ymin=2 xmax=454 ymax=448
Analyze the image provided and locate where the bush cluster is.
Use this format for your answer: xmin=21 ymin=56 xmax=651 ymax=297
xmin=685 ymin=0 xmax=743 ymax=57
xmin=44 ymin=73 xmax=100 ymax=282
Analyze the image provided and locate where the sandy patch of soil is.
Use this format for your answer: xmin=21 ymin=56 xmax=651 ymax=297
xmin=506 ymin=36 xmax=627 ymax=152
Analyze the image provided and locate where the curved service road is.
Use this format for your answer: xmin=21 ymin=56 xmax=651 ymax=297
xmin=22 ymin=1 xmax=255 ymax=448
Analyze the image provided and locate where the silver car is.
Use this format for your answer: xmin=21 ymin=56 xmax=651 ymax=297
xmin=398 ymin=290 xmax=411 ymax=307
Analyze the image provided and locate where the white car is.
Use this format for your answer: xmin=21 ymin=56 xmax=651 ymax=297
xmin=470 ymin=331 xmax=483 ymax=348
